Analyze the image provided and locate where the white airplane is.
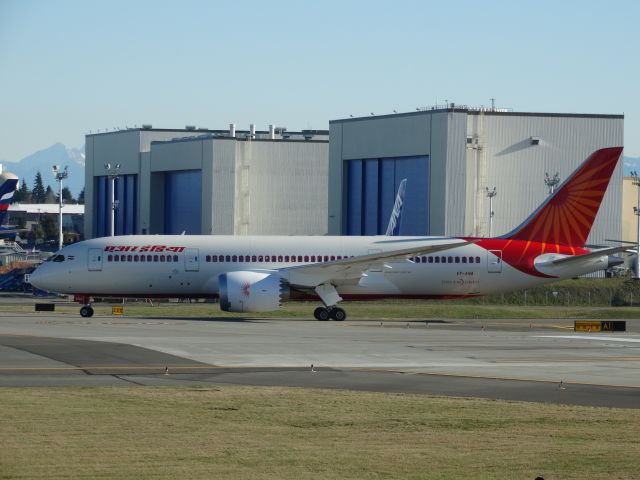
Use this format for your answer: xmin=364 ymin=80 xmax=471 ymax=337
xmin=30 ymin=147 xmax=626 ymax=320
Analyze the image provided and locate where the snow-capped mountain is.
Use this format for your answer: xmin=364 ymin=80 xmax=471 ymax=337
xmin=1 ymin=143 xmax=85 ymax=197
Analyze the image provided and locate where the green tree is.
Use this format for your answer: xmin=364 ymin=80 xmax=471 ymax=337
xmin=32 ymin=172 xmax=46 ymax=203
xmin=44 ymin=185 xmax=56 ymax=204
xmin=13 ymin=178 xmax=30 ymax=203
xmin=40 ymin=214 xmax=58 ymax=241
xmin=61 ymin=186 xmax=74 ymax=203
xmin=55 ymin=186 xmax=74 ymax=204
xmin=77 ymin=188 xmax=84 ymax=204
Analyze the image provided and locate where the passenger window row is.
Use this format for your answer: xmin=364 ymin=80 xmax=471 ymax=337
xmin=204 ymin=254 xmax=354 ymax=263
xmin=107 ymin=254 xmax=179 ymax=263
xmin=412 ymin=255 xmax=481 ymax=264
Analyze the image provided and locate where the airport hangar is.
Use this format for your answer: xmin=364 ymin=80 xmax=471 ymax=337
xmin=84 ymin=107 xmax=623 ymax=253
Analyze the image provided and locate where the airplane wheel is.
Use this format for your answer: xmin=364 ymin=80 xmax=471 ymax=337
xmin=314 ymin=307 xmax=330 ymax=321
xmin=80 ymin=306 xmax=94 ymax=318
xmin=330 ymin=308 xmax=346 ymax=321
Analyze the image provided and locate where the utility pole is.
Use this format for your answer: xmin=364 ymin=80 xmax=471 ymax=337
xmin=485 ymin=186 xmax=497 ymax=237
xmin=631 ymin=171 xmax=640 ymax=279
xmin=52 ymin=165 xmax=68 ymax=250
xmin=104 ymin=163 xmax=121 ymax=236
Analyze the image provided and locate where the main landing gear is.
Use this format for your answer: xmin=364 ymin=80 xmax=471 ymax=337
xmin=313 ymin=306 xmax=347 ymax=321
xmin=312 ymin=283 xmax=347 ymax=321
xmin=80 ymin=305 xmax=94 ymax=318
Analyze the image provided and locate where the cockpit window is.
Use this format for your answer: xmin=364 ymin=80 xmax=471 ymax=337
xmin=52 ymin=255 xmax=65 ymax=262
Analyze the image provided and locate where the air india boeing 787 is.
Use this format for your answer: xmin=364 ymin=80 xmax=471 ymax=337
xmin=30 ymin=147 xmax=625 ymax=320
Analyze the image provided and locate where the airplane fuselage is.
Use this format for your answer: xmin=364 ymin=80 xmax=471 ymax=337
xmin=31 ymin=234 xmax=607 ymax=301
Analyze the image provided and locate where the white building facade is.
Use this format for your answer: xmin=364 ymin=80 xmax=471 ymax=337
xmin=85 ymin=126 xmax=328 ymax=238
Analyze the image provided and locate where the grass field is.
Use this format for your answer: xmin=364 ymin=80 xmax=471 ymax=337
xmin=1 ymin=386 xmax=638 ymax=479
xmin=5 ymin=297 xmax=640 ymax=320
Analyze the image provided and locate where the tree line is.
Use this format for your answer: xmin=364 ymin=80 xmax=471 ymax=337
xmin=12 ymin=171 xmax=84 ymax=205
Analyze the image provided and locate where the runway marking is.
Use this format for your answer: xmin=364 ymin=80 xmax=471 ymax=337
xmin=493 ymin=356 xmax=640 ymax=363
xmin=1 ymin=363 xmax=640 ymax=389
xmin=535 ymin=335 xmax=640 ymax=343
xmin=0 ymin=365 xmax=218 ymax=372
xmin=353 ymin=367 xmax=640 ymax=389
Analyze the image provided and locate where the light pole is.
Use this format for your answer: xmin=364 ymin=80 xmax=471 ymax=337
xmin=52 ymin=165 xmax=68 ymax=250
xmin=104 ymin=163 xmax=121 ymax=236
xmin=544 ymin=172 xmax=560 ymax=195
xmin=485 ymin=186 xmax=497 ymax=237
xmin=631 ymin=171 xmax=640 ymax=279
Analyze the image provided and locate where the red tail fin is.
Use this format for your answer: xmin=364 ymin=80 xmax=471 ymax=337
xmin=503 ymin=147 xmax=623 ymax=246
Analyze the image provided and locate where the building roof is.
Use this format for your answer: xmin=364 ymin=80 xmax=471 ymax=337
xmin=8 ymin=203 xmax=84 ymax=215
xmin=330 ymin=108 xmax=624 ymax=124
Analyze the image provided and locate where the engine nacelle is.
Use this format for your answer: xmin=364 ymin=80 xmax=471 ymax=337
xmin=219 ymin=270 xmax=289 ymax=312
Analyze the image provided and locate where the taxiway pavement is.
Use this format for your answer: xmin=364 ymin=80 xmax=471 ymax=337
xmin=0 ymin=312 xmax=638 ymax=408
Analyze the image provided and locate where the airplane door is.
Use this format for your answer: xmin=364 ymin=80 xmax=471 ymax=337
xmin=184 ymin=248 xmax=199 ymax=272
xmin=488 ymin=250 xmax=502 ymax=273
xmin=88 ymin=248 xmax=103 ymax=271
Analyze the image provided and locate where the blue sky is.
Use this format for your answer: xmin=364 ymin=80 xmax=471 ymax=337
xmin=1 ymin=0 xmax=638 ymax=162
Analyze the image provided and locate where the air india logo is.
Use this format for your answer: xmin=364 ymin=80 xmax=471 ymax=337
xmin=241 ymin=281 xmax=250 ymax=297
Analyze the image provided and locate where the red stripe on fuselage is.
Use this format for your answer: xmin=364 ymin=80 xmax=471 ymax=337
xmin=464 ymin=237 xmax=588 ymax=278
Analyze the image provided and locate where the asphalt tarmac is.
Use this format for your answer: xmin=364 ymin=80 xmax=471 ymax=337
xmin=0 ymin=310 xmax=639 ymax=408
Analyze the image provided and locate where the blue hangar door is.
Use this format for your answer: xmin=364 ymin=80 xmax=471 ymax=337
xmin=164 ymin=170 xmax=202 ymax=235
xmin=345 ymin=155 xmax=429 ymax=236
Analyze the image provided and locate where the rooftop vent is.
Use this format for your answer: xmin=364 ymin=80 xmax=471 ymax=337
xmin=302 ymin=130 xmax=314 ymax=141
xmin=141 ymin=124 xmax=152 ymax=129
xmin=185 ymin=125 xmax=196 ymax=130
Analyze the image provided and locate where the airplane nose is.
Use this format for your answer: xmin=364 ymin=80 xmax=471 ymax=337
xmin=29 ymin=265 xmax=51 ymax=291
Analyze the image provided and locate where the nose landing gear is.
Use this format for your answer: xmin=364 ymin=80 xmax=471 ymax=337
xmin=74 ymin=295 xmax=94 ymax=318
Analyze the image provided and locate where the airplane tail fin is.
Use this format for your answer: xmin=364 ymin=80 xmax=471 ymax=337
xmin=0 ymin=171 xmax=19 ymax=226
xmin=502 ymin=147 xmax=623 ymax=247
xmin=385 ymin=178 xmax=407 ymax=236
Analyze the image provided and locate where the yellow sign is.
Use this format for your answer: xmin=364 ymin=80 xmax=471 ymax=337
xmin=574 ymin=321 xmax=601 ymax=332
xmin=112 ymin=305 xmax=124 ymax=316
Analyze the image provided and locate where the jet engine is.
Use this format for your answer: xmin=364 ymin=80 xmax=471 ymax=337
xmin=219 ymin=270 xmax=290 ymax=312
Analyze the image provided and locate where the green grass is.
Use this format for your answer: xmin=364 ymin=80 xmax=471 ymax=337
xmin=0 ymin=386 xmax=638 ymax=479
xmin=5 ymin=298 xmax=640 ymax=320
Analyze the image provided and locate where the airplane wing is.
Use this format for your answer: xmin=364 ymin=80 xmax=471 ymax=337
xmin=604 ymin=239 xmax=637 ymax=246
xmin=281 ymin=239 xmax=474 ymax=287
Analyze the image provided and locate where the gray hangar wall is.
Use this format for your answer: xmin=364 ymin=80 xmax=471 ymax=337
xmin=330 ymin=109 xmax=624 ymax=247
xmin=85 ymin=128 xmax=329 ymax=238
